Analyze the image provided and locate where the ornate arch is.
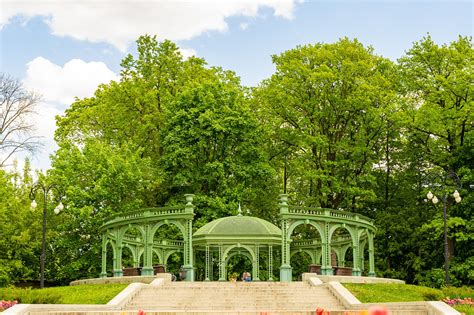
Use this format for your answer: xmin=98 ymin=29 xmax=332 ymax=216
xmin=117 ymin=225 xmax=146 ymax=246
xmin=222 ymin=244 xmax=256 ymax=262
xmin=151 ymin=248 xmax=163 ymax=264
xmin=164 ymin=249 xmax=182 ymax=264
xmin=290 ymin=249 xmax=315 ymax=263
xmin=150 ymin=221 xmax=186 ymax=241
xmin=328 ymin=224 xmax=356 ymax=246
xmin=287 ymin=220 xmax=325 ymax=241
xmin=225 ymin=251 xmax=253 ymax=265
xmin=122 ymin=244 xmax=137 ymax=265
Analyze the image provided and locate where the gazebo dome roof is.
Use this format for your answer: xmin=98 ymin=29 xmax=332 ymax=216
xmin=193 ymin=215 xmax=281 ymax=237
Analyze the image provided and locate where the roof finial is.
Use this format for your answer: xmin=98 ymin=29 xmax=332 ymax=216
xmin=238 ymin=203 xmax=242 ymax=216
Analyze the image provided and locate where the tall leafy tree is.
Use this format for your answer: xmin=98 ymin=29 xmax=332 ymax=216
xmin=161 ymin=70 xmax=276 ymax=224
xmin=254 ymin=38 xmax=398 ymax=209
xmin=396 ymin=35 xmax=473 ymax=286
xmin=0 ymin=160 xmax=42 ymax=286
xmin=398 ymin=35 xmax=472 ymax=173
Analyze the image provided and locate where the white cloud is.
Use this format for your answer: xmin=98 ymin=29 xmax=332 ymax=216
xmin=240 ymin=22 xmax=249 ymax=30
xmin=179 ymin=47 xmax=197 ymax=59
xmin=27 ymin=103 xmax=61 ymax=170
xmin=24 ymin=57 xmax=119 ymax=105
xmin=14 ymin=57 xmax=118 ymax=171
xmin=0 ymin=0 xmax=298 ymax=51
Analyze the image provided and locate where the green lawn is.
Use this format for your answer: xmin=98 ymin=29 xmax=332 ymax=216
xmin=0 ymin=283 xmax=128 ymax=305
xmin=344 ymin=283 xmax=473 ymax=314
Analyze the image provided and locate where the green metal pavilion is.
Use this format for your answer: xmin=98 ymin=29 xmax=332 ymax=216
xmin=99 ymin=194 xmax=376 ymax=282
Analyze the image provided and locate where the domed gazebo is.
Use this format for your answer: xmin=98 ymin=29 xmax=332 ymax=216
xmin=193 ymin=207 xmax=281 ymax=281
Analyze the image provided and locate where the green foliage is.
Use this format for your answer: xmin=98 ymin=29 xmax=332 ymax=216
xmin=255 ymin=38 xmax=398 ymax=209
xmin=0 ymin=287 xmax=61 ymax=304
xmin=398 ymin=35 xmax=472 ymax=172
xmin=0 ymin=284 xmax=127 ymax=304
xmin=369 ymin=35 xmax=473 ymax=287
xmin=161 ymin=72 xmax=276 ymax=222
xmin=455 ymin=305 xmax=474 ymax=314
xmin=0 ymin=161 xmax=42 ymax=287
xmin=47 ymin=140 xmax=157 ymax=283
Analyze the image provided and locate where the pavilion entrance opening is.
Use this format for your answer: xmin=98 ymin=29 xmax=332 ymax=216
xmin=226 ymin=250 xmax=253 ymax=281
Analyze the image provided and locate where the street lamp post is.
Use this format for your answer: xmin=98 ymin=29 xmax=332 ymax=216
xmin=425 ymin=171 xmax=462 ymax=286
xmin=29 ymin=182 xmax=64 ymax=289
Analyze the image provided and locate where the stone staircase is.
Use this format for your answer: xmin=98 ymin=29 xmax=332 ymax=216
xmin=124 ymin=281 xmax=344 ymax=312
xmin=4 ymin=275 xmax=460 ymax=314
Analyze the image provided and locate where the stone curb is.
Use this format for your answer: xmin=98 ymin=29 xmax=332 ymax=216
xmin=327 ymin=281 xmax=362 ymax=308
xmin=107 ymin=282 xmax=146 ymax=308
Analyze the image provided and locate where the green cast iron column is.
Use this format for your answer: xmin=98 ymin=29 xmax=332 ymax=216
xmin=210 ymin=252 xmax=214 ymax=281
xmin=253 ymin=245 xmax=260 ymax=281
xmin=368 ymin=231 xmax=376 ymax=277
xmin=182 ymin=194 xmax=195 ymax=281
xmin=205 ymin=245 xmax=210 ymax=281
xmin=114 ymin=245 xmax=123 ymax=277
xmin=100 ymin=233 xmax=107 ymax=278
xmin=359 ymin=244 xmax=365 ymax=274
xmin=218 ymin=245 xmax=226 ymax=281
xmin=141 ymin=224 xmax=154 ymax=276
xmin=321 ymin=221 xmax=332 ymax=275
xmin=279 ymin=194 xmax=292 ymax=282
xmin=113 ymin=229 xmax=123 ymax=277
xmin=351 ymin=229 xmax=361 ymax=276
xmin=133 ymin=246 xmax=141 ymax=268
xmin=268 ymin=245 xmax=273 ymax=281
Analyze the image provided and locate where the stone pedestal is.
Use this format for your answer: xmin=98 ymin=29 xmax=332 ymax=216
xmin=141 ymin=267 xmax=154 ymax=276
xmin=113 ymin=269 xmax=123 ymax=277
xmin=280 ymin=265 xmax=292 ymax=282
xmin=182 ymin=265 xmax=194 ymax=281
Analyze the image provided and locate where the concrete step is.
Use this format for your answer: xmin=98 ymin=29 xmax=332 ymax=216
xmin=123 ymin=282 xmax=346 ymax=312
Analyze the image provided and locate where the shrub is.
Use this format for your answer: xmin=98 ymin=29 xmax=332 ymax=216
xmin=0 ymin=265 xmax=11 ymax=288
xmin=442 ymin=286 xmax=474 ymax=299
xmin=0 ymin=287 xmax=61 ymax=304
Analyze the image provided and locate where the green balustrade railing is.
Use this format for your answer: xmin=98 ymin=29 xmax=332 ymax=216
xmin=287 ymin=206 xmax=373 ymax=224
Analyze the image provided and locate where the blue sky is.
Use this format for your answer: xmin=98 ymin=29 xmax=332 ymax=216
xmin=0 ymin=0 xmax=472 ymax=170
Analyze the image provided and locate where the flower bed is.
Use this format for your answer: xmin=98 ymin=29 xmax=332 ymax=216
xmin=442 ymin=297 xmax=473 ymax=306
xmin=0 ymin=300 xmax=18 ymax=311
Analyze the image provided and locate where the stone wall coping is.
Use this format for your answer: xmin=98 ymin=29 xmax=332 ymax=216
xmin=426 ymin=301 xmax=461 ymax=315
xmin=1 ymin=304 xmax=112 ymax=314
xmin=310 ymin=274 xmax=405 ymax=284
xmin=327 ymin=281 xmax=362 ymax=308
xmin=106 ymin=282 xmax=146 ymax=307
xmin=70 ymin=275 xmax=158 ymax=286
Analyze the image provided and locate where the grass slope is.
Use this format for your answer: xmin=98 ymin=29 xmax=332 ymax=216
xmin=344 ymin=283 xmax=473 ymax=314
xmin=0 ymin=283 xmax=128 ymax=304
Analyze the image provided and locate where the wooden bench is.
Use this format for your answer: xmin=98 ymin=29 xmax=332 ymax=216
xmin=122 ymin=267 xmax=141 ymax=276
xmin=153 ymin=264 xmax=166 ymax=274
xmin=334 ymin=266 xmax=353 ymax=276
